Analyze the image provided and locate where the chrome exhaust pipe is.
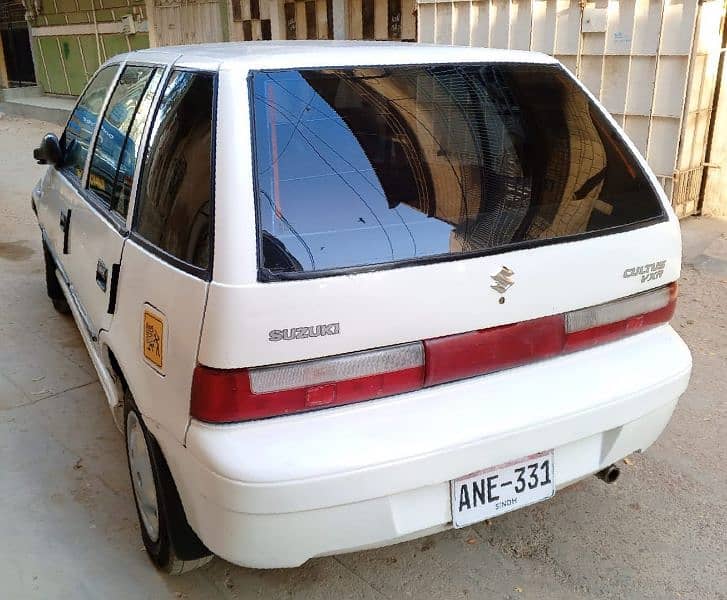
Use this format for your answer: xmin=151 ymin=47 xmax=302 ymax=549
xmin=595 ymin=464 xmax=621 ymax=484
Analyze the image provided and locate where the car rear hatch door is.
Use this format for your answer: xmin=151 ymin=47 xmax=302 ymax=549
xmin=196 ymin=60 xmax=680 ymax=421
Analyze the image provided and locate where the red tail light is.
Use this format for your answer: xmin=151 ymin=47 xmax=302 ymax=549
xmin=191 ymin=283 xmax=677 ymax=423
xmin=563 ymin=283 xmax=678 ymax=352
xmin=191 ymin=344 xmax=424 ymax=422
xmin=424 ymin=315 xmax=565 ymax=386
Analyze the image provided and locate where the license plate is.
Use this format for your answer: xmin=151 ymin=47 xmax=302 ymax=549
xmin=451 ymin=451 xmax=555 ymax=528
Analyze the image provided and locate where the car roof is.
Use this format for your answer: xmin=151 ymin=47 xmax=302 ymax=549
xmin=110 ymin=41 xmax=557 ymax=72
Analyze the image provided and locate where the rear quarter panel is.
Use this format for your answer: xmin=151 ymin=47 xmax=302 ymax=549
xmin=107 ymin=240 xmax=209 ymax=442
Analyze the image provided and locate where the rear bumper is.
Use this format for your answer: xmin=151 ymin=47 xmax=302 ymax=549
xmin=156 ymin=325 xmax=691 ymax=568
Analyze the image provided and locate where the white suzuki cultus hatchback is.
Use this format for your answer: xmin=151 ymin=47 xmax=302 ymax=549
xmin=32 ymin=41 xmax=692 ymax=573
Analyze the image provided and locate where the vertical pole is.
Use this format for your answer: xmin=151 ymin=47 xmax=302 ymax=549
xmin=0 ymin=33 xmax=9 ymax=88
xmin=332 ymin=0 xmax=347 ymax=39
xmin=89 ymin=0 xmax=103 ymax=63
xmin=146 ymin=0 xmax=160 ymax=47
xmin=27 ymin=24 xmax=45 ymax=87
xmin=269 ymin=0 xmax=286 ymax=39
xmin=219 ymin=0 xmax=231 ymax=41
xmin=698 ymin=3 xmax=727 ymax=214
xmin=575 ymin=0 xmax=585 ymax=78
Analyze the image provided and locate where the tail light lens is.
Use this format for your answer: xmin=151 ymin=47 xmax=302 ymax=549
xmin=564 ymin=283 xmax=677 ymax=352
xmin=191 ymin=343 xmax=424 ymax=422
xmin=192 ymin=283 xmax=678 ymax=423
xmin=424 ymin=316 xmax=565 ymax=386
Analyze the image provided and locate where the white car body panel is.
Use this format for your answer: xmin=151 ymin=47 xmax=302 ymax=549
xmin=35 ymin=54 xmax=207 ymax=442
xmin=158 ymin=324 xmax=690 ymax=567
xmin=200 ymin=47 xmax=681 ymax=367
xmin=187 ymin=326 xmax=690 ymax=507
xmin=35 ymin=169 xmax=69 ymax=266
xmin=32 ymin=42 xmax=692 ymax=570
xmin=56 ymin=270 xmax=123 ymax=415
xmin=104 ymin=240 xmax=209 ymax=442
xmin=62 ymin=195 xmax=125 ymax=333
xmin=200 ymin=221 xmax=681 ymax=368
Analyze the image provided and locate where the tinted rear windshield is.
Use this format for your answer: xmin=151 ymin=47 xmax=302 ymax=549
xmin=250 ymin=63 xmax=665 ymax=277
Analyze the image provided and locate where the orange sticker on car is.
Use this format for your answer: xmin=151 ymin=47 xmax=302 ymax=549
xmin=143 ymin=311 xmax=164 ymax=368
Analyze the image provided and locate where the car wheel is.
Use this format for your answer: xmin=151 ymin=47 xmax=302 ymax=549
xmin=42 ymin=241 xmax=70 ymax=315
xmin=51 ymin=295 xmax=71 ymax=314
xmin=124 ymin=390 xmax=212 ymax=574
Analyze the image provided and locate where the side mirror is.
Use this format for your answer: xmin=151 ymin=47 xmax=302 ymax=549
xmin=33 ymin=133 xmax=63 ymax=166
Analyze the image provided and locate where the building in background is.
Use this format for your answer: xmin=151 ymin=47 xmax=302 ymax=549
xmin=0 ymin=0 xmax=35 ymax=86
xmin=416 ymin=0 xmax=727 ymax=218
xmin=2 ymin=0 xmax=414 ymax=95
xmin=17 ymin=0 xmax=150 ymax=95
xmin=0 ymin=0 xmax=725 ymax=216
xmin=223 ymin=0 xmax=415 ymax=43
xmin=224 ymin=0 xmax=727 ymax=217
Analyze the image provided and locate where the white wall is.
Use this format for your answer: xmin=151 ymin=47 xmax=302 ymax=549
xmin=418 ymin=0 xmax=725 ymax=216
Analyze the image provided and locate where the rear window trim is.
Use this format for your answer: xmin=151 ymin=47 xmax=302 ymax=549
xmin=85 ymin=63 xmax=162 ymax=221
xmin=130 ymin=67 xmax=218 ymax=282
xmin=247 ymin=62 xmax=668 ymax=283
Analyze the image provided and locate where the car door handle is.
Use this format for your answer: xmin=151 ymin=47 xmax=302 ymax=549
xmin=106 ymin=263 xmax=121 ymax=314
xmin=60 ymin=209 xmax=71 ymax=254
xmin=96 ymin=259 xmax=108 ymax=292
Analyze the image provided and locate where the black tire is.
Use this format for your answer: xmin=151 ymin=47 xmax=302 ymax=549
xmin=42 ymin=241 xmax=71 ymax=314
xmin=51 ymin=295 xmax=71 ymax=314
xmin=124 ymin=390 xmax=212 ymax=574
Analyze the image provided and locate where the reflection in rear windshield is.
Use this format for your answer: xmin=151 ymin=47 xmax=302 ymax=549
xmin=250 ymin=64 xmax=664 ymax=275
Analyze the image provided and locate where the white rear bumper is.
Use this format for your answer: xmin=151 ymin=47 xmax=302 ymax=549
xmin=154 ymin=325 xmax=691 ymax=568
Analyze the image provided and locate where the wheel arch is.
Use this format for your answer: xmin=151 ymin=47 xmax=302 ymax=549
xmin=103 ymin=341 xmax=205 ymax=551
xmin=106 ymin=345 xmax=128 ymax=390
xmin=123 ymin=387 xmax=211 ymax=565
xmin=100 ymin=341 xmax=132 ymax=431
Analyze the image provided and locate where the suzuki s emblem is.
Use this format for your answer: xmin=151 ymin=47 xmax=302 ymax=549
xmin=490 ymin=266 xmax=515 ymax=295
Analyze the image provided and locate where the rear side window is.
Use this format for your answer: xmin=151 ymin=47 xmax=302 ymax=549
xmin=62 ymin=65 xmax=118 ymax=182
xmin=88 ymin=65 xmax=162 ymax=217
xmin=134 ymin=70 xmax=214 ymax=273
xmin=250 ymin=64 xmax=665 ymax=277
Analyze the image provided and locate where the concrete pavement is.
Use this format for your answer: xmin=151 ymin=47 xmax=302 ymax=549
xmin=0 ymin=87 xmax=74 ymax=126
xmin=1 ymin=114 xmax=726 ymax=600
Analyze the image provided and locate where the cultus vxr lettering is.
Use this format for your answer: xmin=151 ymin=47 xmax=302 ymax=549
xmin=623 ymin=260 xmax=666 ymax=283
xmin=268 ymin=323 xmax=340 ymax=342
